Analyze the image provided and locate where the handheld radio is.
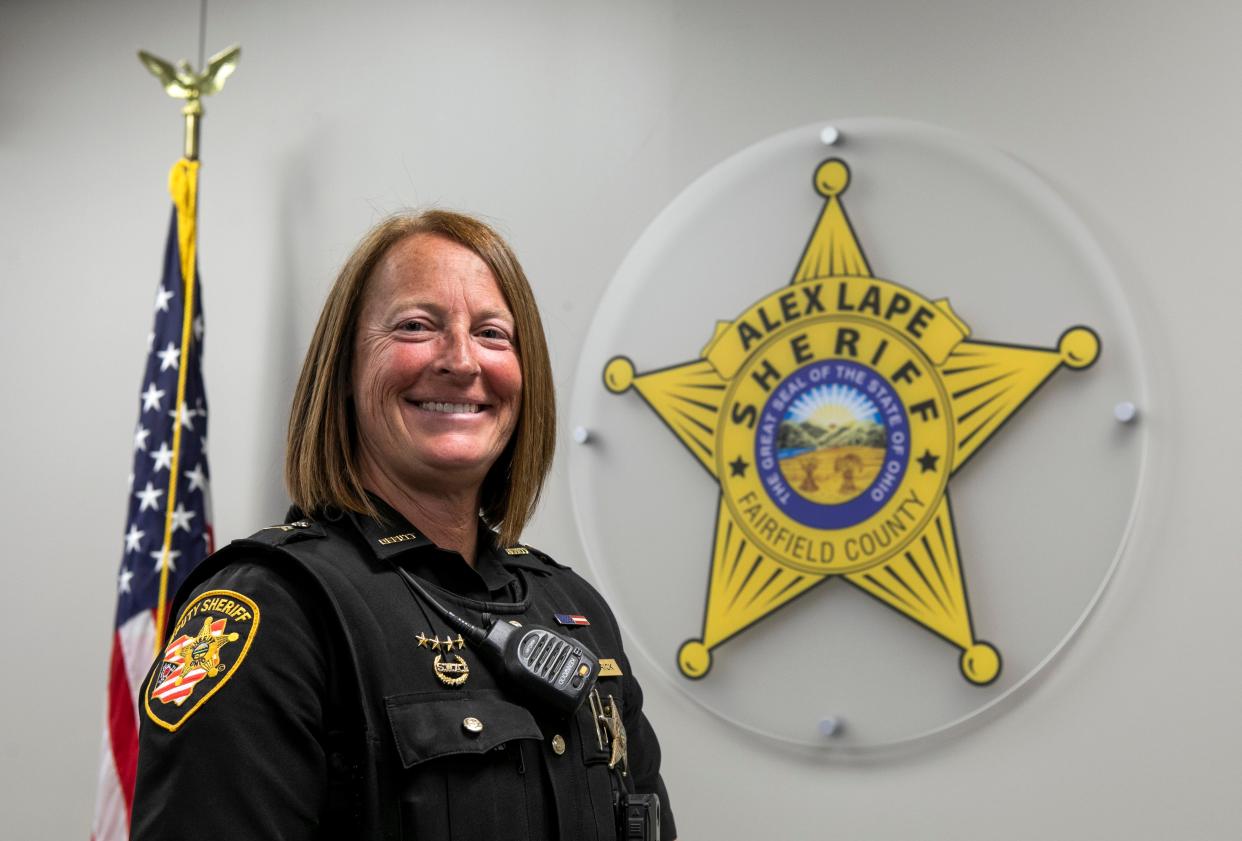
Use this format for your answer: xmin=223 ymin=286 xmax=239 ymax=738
xmin=395 ymin=565 xmax=600 ymax=715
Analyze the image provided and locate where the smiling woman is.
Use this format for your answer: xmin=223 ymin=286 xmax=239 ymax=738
xmin=287 ymin=211 xmax=556 ymax=551
xmin=130 ymin=211 xmax=676 ymax=841
xmin=349 ymin=233 xmax=525 ymax=547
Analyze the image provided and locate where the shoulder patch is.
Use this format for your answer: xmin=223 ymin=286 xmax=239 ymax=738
xmin=144 ymin=589 xmax=260 ymax=732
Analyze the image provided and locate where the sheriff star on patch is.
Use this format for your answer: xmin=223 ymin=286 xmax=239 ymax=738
xmin=144 ymin=589 xmax=260 ymax=731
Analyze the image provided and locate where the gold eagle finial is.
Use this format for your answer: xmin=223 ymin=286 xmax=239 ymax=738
xmin=138 ymin=45 xmax=240 ymax=100
xmin=137 ymin=44 xmax=240 ymax=159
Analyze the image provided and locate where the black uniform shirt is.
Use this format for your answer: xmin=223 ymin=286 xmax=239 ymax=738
xmin=131 ymin=505 xmax=676 ymax=841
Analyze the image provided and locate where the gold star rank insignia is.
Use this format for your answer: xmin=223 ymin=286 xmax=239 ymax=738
xmin=604 ymin=159 xmax=1099 ymax=685
xmin=416 ymin=632 xmax=470 ymax=686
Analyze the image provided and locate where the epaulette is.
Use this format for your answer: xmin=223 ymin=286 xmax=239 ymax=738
xmin=237 ymin=518 xmax=328 ymax=548
xmin=164 ymin=519 xmax=329 ymax=648
xmin=501 ymin=544 xmax=570 ymax=570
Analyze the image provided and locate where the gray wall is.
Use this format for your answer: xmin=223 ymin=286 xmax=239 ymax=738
xmin=3 ymin=0 xmax=1239 ymax=837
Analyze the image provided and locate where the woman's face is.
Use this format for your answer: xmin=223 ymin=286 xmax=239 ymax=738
xmin=351 ymin=233 xmax=522 ymax=497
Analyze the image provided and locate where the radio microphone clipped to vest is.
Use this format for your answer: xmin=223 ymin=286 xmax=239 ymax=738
xmin=394 ymin=565 xmax=600 ymax=715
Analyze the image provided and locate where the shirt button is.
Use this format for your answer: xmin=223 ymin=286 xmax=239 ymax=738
xmin=463 ymin=716 xmax=484 ymax=734
xmin=551 ymin=734 xmax=566 ymax=755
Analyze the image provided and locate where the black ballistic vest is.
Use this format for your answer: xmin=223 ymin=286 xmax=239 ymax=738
xmin=171 ymin=517 xmax=625 ymax=840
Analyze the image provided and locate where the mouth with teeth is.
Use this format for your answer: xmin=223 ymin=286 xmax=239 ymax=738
xmin=413 ymin=400 xmax=483 ymax=414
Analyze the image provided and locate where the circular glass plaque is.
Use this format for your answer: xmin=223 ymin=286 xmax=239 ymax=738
xmin=568 ymin=118 xmax=1149 ymax=749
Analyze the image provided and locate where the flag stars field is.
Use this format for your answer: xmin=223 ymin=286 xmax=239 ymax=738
xmin=141 ymin=382 xmax=165 ymax=412
xmin=124 ymin=525 xmax=144 ymax=553
xmin=150 ymin=442 xmax=174 ymax=472
xmin=151 ymin=548 xmax=180 ymax=572
xmin=170 ymin=401 xmax=197 ymax=431
xmin=157 ymin=342 xmax=180 ymax=371
xmin=184 ymin=463 xmax=209 ymax=493
xmin=135 ymin=481 xmax=163 ymax=512
xmin=171 ymin=503 xmax=196 ymax=533
xmin=117 ymin=566 xmax=134 ymax=595
xmin=154 ymin=285 xmax=174 ymax=312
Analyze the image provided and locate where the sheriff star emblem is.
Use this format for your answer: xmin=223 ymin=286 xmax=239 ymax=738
xmin=605 ymin=159 xmax=1098 ymax=685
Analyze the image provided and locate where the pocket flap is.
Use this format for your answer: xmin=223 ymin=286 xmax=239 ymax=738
xmin=385 ymin=691 xmax=543 ymax=768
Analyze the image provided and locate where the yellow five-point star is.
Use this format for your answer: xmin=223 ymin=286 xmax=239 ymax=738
xmin=605 ymin=158 xmax=1098 ymax=685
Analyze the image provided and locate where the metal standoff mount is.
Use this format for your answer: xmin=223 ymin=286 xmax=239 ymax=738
xmin=817 ymin=716 xmax=845 ymax=737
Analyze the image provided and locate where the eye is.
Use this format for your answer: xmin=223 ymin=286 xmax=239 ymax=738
xmin=478 ymin=326 xmax=510 ymax=341
xmin=397 ymin=319 xmax=429 ymax=334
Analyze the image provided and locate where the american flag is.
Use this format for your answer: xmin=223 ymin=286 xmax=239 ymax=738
xmin=92 ymin=159 xmax=214 ymax=841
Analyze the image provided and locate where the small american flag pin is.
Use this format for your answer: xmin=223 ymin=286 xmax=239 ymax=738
xmin=554 ymin=613 xmax=590 ymax=626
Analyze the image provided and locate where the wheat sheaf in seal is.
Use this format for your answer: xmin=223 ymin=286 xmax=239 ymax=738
xmin=604 ymin=159 xmax=1099 ymax=686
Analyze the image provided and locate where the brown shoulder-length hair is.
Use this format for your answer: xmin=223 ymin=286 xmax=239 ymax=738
xmin=285 ymin=210 xmax=556 ymax=545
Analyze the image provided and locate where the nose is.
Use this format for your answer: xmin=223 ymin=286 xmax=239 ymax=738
xmin=436 ymin=328 xmax=481 ymax=378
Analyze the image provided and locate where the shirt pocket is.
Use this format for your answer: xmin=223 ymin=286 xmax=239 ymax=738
xmin=386 ymin=690 xmax=544 ymax=841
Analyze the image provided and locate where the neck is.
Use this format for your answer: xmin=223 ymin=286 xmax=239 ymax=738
xmin=360 ymin=462 xmax=482 ymax=566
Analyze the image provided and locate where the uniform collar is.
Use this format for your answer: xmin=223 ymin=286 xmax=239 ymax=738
xmin=334 ymin=497 xmax=517 ymax=596
xmin=343 ymin=497 xmax=434 ymax=559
